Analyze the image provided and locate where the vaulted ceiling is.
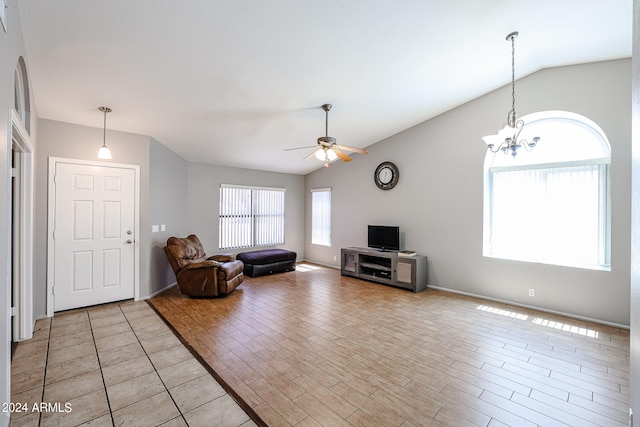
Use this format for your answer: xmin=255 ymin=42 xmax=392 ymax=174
xmin=18 ymin=0 xmax=631 ymax=175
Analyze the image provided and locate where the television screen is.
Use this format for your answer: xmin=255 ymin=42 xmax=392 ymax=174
xmin=368 ymin=225 xmax=400 ymax=251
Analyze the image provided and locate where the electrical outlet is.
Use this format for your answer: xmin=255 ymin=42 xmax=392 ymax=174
xmin=333 ymin=255 xmax=337 ymax=262
xmin=528 ymin=289 xmax=535 ymax=297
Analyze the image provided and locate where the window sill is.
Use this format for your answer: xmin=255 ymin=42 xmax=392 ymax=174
xmin=483 ymin=253 xmax=611 ymax=272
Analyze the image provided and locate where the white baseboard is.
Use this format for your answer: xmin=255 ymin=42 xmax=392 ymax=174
xmin=428 ymin=285 xmax=630 ymax=330
xmin=141 ymin=282 xmax=177 ymax=300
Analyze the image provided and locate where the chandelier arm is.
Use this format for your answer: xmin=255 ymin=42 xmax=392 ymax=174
xmin=513 ymin=119 xmax=524 ymax=143
xmin=522 ymin=136 xmax=540 ymax=151
xmin=488 ymin=141 xmax=512 ymax=154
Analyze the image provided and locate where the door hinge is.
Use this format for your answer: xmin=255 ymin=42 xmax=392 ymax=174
xmin=10 ymin=306 xmax=16 ymax=317
xmin=11 ymin=167 xmax=17 ymax=178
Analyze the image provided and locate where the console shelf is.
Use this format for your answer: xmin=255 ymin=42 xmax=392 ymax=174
xmin=359 ymin=262 xmax=391 ymax=271
xmin=340 ymin=247 xmax=427 ymax=292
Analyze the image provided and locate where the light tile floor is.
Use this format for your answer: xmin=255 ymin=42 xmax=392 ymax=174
xmin=10 ymin=299 xmax=258 ymax=427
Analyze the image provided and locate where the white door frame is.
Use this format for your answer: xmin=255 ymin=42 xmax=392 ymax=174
xmin=47 ymin=157 xmax=140 ymax=317
xmin=9 ymin=109 xmax=33 ymax=341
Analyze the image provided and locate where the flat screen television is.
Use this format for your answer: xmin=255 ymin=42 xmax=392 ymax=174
xmin=368 ymin=225 xmax=400 ymax=252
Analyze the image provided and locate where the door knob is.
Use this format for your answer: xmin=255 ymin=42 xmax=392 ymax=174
xmin=126 ymin=239 xmax=133 ymax=244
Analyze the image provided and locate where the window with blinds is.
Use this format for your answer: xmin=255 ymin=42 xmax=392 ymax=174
xmin=219 ymin=184 xmax=285 ymax=249
xmin=311 ymin=188 xmax=331 ymax=246
xmin=483 ymin=111 xmax=611 ymax=270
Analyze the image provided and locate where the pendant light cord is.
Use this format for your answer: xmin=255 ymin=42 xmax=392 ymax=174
xmin=102 ymin=109 xmax=107 ymax=147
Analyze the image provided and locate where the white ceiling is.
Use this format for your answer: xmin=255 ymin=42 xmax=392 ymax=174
xmin=17 ymin=0 xmax=632 ymax=175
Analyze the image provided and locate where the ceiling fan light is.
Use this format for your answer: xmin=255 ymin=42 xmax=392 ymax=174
xmin=314 ymin=148 xmax=337 ymax=161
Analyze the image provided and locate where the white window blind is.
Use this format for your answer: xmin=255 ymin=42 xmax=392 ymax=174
xmin=489 ymin=163 xmax=608 ymax=268
xmin=219 ymin=184 xmax=285 ymax=249
xmin=311 ymin=188 xmax=331 ymax=246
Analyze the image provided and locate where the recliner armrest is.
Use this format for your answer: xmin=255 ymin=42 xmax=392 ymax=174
xmin=183 ymin=260 xmax=220 ymax=270
xmin=208 ymin=254 xmax=235 ymax=263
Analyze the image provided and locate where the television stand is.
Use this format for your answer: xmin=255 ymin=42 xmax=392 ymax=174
xmin=340 ymin=247 xmax=427 ymax=292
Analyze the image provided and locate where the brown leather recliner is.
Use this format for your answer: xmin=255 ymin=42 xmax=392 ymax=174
xmin=164 ymin=235 xmax=244 ymax=297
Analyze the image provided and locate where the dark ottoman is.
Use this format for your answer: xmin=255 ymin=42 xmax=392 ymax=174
xmin=236 ymin=249 xmax=297 ymax=277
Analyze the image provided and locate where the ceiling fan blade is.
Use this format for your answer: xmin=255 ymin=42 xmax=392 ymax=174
xmin=284 ymin=145 xmax=317 ymax=151
xmin=337 ymin=145 xmax=368 ymax=155
xmin=333 ymin=146 xmax=352 ymax=162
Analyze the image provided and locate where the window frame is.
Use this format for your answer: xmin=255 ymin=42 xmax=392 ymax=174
xmin=219 ymin=184 xmax=286 ymax=250
xmin=311 ymin=188 xmax=332 ymax=246
xmin=14 ymin=57 xmax=30 ymax=133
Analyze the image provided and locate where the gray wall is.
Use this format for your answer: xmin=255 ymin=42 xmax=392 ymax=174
xmin=34 ymin=120 xmax=306 ymax=314
xmin=149 ymin=138 xmax=188 ymax=294
xmin=34 ymin=119 xmax=151 ymax=314
xmin=0 ymin=2 xmax=35 ymax=425
xmin=630 ymin=0 xmax=639 ymax=419
xmin=187 ymin=162 xmax=305 ymax=258
xmin=306 ymin=59 xmax=631 ymax=327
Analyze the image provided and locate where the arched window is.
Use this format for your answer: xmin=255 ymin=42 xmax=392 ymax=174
xmin=14 ymin=56 xmax=31 ymax=134
xmin=483 ymin=111 xmax=611 ymax=270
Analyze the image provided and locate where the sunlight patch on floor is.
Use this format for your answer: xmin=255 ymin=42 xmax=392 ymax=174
xmin=295 ymin=263 xmax=322 ymax=272
xmin=477 ymin=304 xmax=599 ymax=338
xmin=477 ymin=305 xmax=529 ymax=320
xmin=531 ymin=317 xmax=599 ymax=338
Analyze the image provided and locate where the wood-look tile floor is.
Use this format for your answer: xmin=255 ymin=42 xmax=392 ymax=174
xmin=149 ymin=263 xmax=630 ymax=427
xmin=10 ymin=299 xmax=257 ymax=427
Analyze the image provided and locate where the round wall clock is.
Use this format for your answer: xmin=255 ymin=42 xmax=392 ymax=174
xmin=374 ymin=161 xmax=399 ymax=190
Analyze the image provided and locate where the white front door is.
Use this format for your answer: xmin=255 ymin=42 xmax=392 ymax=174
xmin=52 ymin=162 xmax=136 ymax=311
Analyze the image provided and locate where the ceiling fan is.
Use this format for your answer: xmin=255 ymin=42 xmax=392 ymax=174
xmin=286 ymin=104 xmax=368 ymax=167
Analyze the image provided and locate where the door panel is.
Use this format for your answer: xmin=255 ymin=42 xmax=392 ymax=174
xmin=396 ymin=261 xmax=413 ymax=284
xmin=54 ymin=163 xmax=135 ymax=311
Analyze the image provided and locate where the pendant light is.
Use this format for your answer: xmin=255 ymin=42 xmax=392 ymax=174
xmin=97 ymin=106 xmax=112 ymax=159
xmin=482 ymin=31 xmax=540 ymax=157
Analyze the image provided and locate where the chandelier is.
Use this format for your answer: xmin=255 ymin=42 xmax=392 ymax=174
xmin=483 ymin=31 xmax=540 ymax=157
